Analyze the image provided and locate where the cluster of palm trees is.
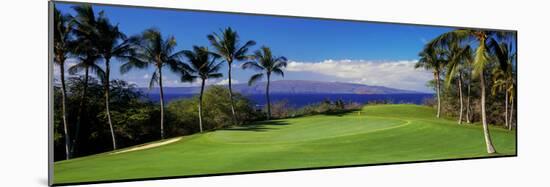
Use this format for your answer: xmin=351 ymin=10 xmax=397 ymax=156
xmin=53 ymin=5 xmax=286 ymax=160
xmin=416 ymin=29 xmax=516 ymax=154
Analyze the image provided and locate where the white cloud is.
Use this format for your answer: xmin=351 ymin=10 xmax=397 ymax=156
xmin=214 ymin=78 xmax=239 ymax=85
xmin=143 ymin=73 xmax=150 ymax=79
xmin=286 ymin=59 xmax=433 ymax=92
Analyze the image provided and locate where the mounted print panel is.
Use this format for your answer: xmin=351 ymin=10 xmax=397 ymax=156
xmin=49 ymin=1 xmax=517 ymax=186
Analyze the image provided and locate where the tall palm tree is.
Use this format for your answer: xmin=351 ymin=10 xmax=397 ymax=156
xmin=95 ymin=13 xmax=135 ymax=150
xmin=120 ymin=28 xmax=184 ymax=139
xmin=464 ymin=52 xmax=474 ymax=124
xmin=68 ymin=49 xmax=103 ymax=156
xmin=443 ymin=39 xmax=472 ymax=125
xmin=415 ymin=44 xmax=446 ymax=118
xmin=489 ymin=38 xmax=516 ymax=130
xmin=242 ymin=46 xmax=287 ymax=120
xmin=180 ymin=46 xmax=223 ymax=132
xmin=53 ymin=6 xmax=74 ymax=160
xmin=207 ymin=27 xmax=256 ymax=124
xmin=69 ymin=4 xmax=104 ymax=156
xmin=430 ymin=29 xmax=504 ymax=154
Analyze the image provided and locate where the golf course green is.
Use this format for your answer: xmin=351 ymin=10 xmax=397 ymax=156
xmin=53 ymin=104 xmax=516 ymax=184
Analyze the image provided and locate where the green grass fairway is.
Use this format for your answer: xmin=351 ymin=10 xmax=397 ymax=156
xmin=53 ymin=104 xmax=516 ymax=184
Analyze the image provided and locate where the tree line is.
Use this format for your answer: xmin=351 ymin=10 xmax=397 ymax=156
xmin=415 ymin=30 xmax=516 ymax=154
xmin=54 ymin=5 xmax=287 ymax=160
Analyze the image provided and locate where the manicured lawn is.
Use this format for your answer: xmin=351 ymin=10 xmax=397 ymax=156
xmin=53 ymin=104 xmax=516 ymax=184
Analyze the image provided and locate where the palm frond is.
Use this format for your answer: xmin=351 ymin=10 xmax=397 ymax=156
xmin=248 ymin=73 xmax=264 ymax=86
xmin=180 ymin=74 xmax=198 ymax=83
xmin=472 ymin=43 xmax=489 ymax=78
xmin=207 ymin=33 xmax=226 ymax=56
xmin=444 ymin=62 xmax=458 ymax=88
xmin=208 ymin=27 xmax=254 ymax=66
xmin=181 ymin=45 xmax=223 ymax=82
xmin=119 ymin=56 xmax=149 ymax=74
xmin=241 ymin=61 xmax=264 ymax=71
xmin=89 ymin=63 xmax=106 ymax=82
xmin=148 ymin=70 xmax=158 ymax=89
xmin=208 ymin=73 xmax=224 ymax=79
xmin=208 ymin=61 xmax=224 ymax=74
xmin=235 ymin=40 xmax=256 ymax=60
xmin=487 ymin=38 xmax=508 ymax=72
xmin=272 ymin=68 xmax=285 ymax=77
xmin=430 ymin=29 xmax=474 ymax=48
xmin=68 ymin=62 xmax=86 ymax=75
xmin=274 ymin=58 xmax=288 ymax=68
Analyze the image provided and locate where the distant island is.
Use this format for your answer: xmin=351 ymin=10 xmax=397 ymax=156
xmin=138 ymin=80 xmax=424 ymax=95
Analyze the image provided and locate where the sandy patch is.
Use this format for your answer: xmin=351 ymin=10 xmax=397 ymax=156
xmin=110 ymin=137 xmax=182 ymax=155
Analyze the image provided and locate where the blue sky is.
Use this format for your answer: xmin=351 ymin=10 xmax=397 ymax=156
xmin=54 ymin=2 xmax=453 ymax=92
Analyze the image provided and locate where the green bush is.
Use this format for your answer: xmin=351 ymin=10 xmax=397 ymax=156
xmin=53 ymin=77 xmax=160 ymax=160
xmin=167 ymin=86 xmax=260 ymax=133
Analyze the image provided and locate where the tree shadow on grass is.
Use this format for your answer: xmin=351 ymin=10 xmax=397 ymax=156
xmin=319 ymin=109 xmax=361 ymax=117
xmin=221 ymin=120 xmax=290 ymax=132
xmin=219 ymin=109 xmax=360 ymax=132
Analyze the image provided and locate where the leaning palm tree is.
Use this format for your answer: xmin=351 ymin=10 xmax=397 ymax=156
xmin=242 ymin=46 xmax=287 ymax=120
xmin=180 ymin=46 xmax=223 ymax=132
xmin=120 ymin=28 xmax=184 ymax=139
xmin=489 ymin=38 xmax=516 ymax=130
xmin=53 ymin=6 xmax=74 ymax=160
xmin=415 ymin=44 xmax=446 ymax=118
xmin=207 ymin=27 xmax=256 ymax=124
xmin=95 ymin=13 xmax=135 ymax=150
xmin=430 ymin=29 xmax=507 ymax=154
xmin=69 ymin=4 xmax=104 ymax=156
xmin=443 ymin=40 xmax=472 ymax=125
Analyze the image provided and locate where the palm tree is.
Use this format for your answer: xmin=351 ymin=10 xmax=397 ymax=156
xmin=180 ymin=46 xmax=223 ymax=132
xmin=430 ymin=29 xmax=504 ymax=154
xmin=443 ymin=39 xmax=472 ymax=125
xmin=464 ymin=53 xmax=474 ymax=124
xmin=489 ymin=38 xmax=516 ymax=130
xmin=508 ymin=77 xmax=516 ymax=131
xmin=120 ymin=28 xmax=184 ymax=139
xmin=207 ymin=27 xmax=256 ymax=124
xmin=53 ymin=6 xmax=74 ymax=160
xmin=242 ymin=46 xmax=287 ymax=120
xmin=95 ymin=13 xmax=135 ymax=150
xmin=69 ymin=4 xmax=104 ymax=156
xmin=415 ymin=44 xmax=446 ymax=118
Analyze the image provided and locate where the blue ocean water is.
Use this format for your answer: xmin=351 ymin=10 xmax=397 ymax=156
xmin=144 ymin=93 xmax=433 ymax=107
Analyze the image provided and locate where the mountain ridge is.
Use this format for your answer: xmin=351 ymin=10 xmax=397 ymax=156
xmin=138 ymin=80 xmax=424 ymax=95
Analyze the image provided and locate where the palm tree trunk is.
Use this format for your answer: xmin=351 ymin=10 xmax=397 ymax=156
xmin=435 ymin=71 xmax=441 ymax=118
xmin=227 ymin=63 xmax=238 ymax=125
xmin=71 ymin=66 xmax=89 ymax=157
xmin=458 ymin=73 xmax=464 ymax=125
xmin=158 ymin=67 xmax=165 ymax=139
xmin=504 ymin=85 xmax=509 ymax=128
xmin=266 ymin=74 xmax=271 ymax=120
xmin=104 ymin=59 xmax=117 ymax=150
xmin=466 ymin=79 xmax=472 ymax=123
xmin=480 ymin=71 xmax=496 ymax=154
xmin=198 ymin=78 xmax=206 ymax=132
xmin=59 ymin=62 xmax=71 ymax=160
xmin=509 ymin=98 xmax=514 ymax=131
